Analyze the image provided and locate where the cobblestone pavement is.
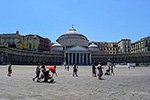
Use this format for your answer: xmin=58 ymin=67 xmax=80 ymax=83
xmin=0 ymin=65 xmax=150 ymax=100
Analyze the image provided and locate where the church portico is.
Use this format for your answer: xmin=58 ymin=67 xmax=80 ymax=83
xmin=66 ymin=52 xmax=91 ymax=65
xmin=56 ymin=26 xmax=91 ymax=65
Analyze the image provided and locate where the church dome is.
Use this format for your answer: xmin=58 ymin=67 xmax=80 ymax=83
xmin=57 ymin=26 xmax=89 ymax=47
xmin=89 ymin=43 xmax=99 ymax=52
xmin=51 ymin=43 xmax=63 ymax=51
xmin=52 ymin=43 xmax=62 ymax=47
xmin=88 ymin=43 xmax=98 ymax=48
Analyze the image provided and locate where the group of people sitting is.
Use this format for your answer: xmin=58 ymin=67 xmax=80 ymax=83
xmin=92 ymin=63 xmax=115 ymax=80
xmin=104 ymin=63 xmax=115 ymax=75
xmin=32 ymin=64 xmax=55 ymax=83
xmin=92 ymin=63 xmax=103 ymax=79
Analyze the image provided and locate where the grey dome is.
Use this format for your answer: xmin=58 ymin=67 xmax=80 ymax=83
xmin=52 ymin=43 xmax=62 ymax=47
xmin=51 ymin=43 xmax=63 ymax=51
xmin=89 ymin=43 xmax=99 ymax=52
xmin=57 ymin=27 xmax=89 ymax=47
xmin=89 ymin=43 xmax=98 ymax=48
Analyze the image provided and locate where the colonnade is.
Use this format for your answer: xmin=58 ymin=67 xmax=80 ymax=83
xmin=66 ymin=52 xmax=91 ymax=65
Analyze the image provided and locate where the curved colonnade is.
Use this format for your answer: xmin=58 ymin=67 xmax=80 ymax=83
xmin=0 ymin=47 xmax=63 ymax=65
xmin=0 ymin=47 xmax=150 ymax=65
xmin=92 ymin=52 xmax=150 ymax=65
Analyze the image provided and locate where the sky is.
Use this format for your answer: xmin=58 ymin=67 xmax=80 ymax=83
xmin=0 ymin=0 xmax=150 ymax=43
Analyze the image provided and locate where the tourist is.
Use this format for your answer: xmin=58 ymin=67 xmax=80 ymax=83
xmin=67 ymin=65 xmax=69 ymax=71
xmin=92 ymin=64 xmax=96 ymax=77
xmin=110 ymin=63 xmax=115 ymax=75
xmin=105 ymin=65 xmax=110 ymax=75
xmin=7 ymin=64 xmax=12 ymax=77
xmin=40 ymin=64 xmax=47 ymax=82
xmin=40 ymin=64 xmax=54 ymax=83
xmin=73 ymin=64 xmax=78 ymax=77
xmin=51 ymin=65 xmax=58 ymax=77
xmin=33 ymin=64 xmax=41 ymax=82
xmin=64 ymin=62 xmax=66 ymax=70
xmin=97 ymin=63 xmax=103 ymax=80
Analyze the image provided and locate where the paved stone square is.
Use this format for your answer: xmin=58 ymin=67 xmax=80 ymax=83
xmin=0 ymin=65 xmax=150 ymax=100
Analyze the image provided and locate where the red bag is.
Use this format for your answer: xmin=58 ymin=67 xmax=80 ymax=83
xmin=47 ymin=66 xmax=55 ymax=73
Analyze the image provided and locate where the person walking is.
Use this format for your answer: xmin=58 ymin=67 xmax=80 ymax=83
xmin=8 ymin=64 xmax=12 ymax=77
xmin=105 ymin=65 xmax=110 ymax=75
xmin=97 ymin=63 xmax=103 ymax=80
xmin=73 ymin=64 xmax=78 ymax=77
xmin=33 ymin=64 xmax=41 ymax=82
xmin=92 ymin=64 xmax=96 ymax=77
xmin=67 ymin=65 xmax=69 ymax=71
xmin=64 ymin=62 xmax=66 ymax=70
xmin=110 ymin=63 xmax=115 ymax=75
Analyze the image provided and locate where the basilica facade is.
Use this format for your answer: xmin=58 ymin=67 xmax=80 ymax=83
xmin=51 ymin=27 xmax=92 ymax=65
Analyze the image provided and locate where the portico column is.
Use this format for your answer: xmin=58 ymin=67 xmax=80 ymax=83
xmin=68 ymin=53 xmax=70 ymax=65
xmin=86 ymin=53 xmax=88 ymax=65
xmin=89 ymin=54 xmax=92 ymax=64
xmin=71 ymin=53 xmax=73 ymax=65
xmin=79 ymin=53 xmax=81 ymax=64
xmin=75 ymin=53 xmax=77 ymax=64
xmin=82 ymin=53 xmax=84 ymax=64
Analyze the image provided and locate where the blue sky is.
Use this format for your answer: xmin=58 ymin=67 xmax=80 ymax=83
xmin=0 ymin=0 xmax=150 ymax=43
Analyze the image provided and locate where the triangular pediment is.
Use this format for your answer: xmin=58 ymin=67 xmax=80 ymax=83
xmin=67 ymin=46 xmax=88 ymax=51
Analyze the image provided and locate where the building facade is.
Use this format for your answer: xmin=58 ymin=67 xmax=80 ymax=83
xmin=0 ymin=46 xmax=150 ymax=65
xmin=118 ymin=39 xmax=131 ymax=54
xmin=0 ymin=31 xmax=22 ymax=48
xmin=0 ymin=28 xmax=150 ymax=65
xmin=131 ymin=36 xmax=150 ymax=53
xmin=94 ymin=42 xmax=118 ymax=54
xmin=56 ymin=27 xmax=91 ymax=65
xmin=25 ymin=35 xmax=40 ymax=51
xmin=0 ymin=47 xmax=63 ymax=65
xmin=0 ymin=32 xmax=51 ymax=52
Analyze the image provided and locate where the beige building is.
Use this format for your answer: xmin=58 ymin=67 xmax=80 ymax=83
xmin=0 ymin=32 xmax=51 ymax=52
xmin=118 ymin=39 xmax=131 ymax=54
xmin=131 ymin=36 xmax=150 ymax=53
xmin=93 ymin=42 xmax=118 ymax=54
xmin=0 ymin=31 xmax=22 ymax=48
xmin=25 ymin=35 xmax=40 ymax=51
xmin=16 ymin=36 xmax=28 ymax=49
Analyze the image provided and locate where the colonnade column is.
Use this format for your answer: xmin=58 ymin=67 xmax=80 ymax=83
xmin=71 ymin=53 xmax=73 ymax=65
xmin=89 ymin=54 xmax=92 ymax=64
xmin=75 ymin=53 xmax=77 ymax=64
xmin=68 ymin=53 xmax=70 ymax=65
xmin=0 ymin=53 xmax=3 ymax=64
xmin=82 ymin=53 xmax=84 ymax=64
xmin=79 ymin=53 xmax=81 ymax=64
xmin=69 ymin=53 xmax=91 ymax=65
xmin=86 ymin=53 xmax=88 ymax=65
